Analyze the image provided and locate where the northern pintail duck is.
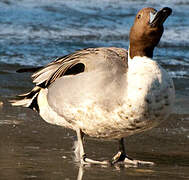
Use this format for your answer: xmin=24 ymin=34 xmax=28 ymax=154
xmin=11 ymin=7 xmax=174 ymax=166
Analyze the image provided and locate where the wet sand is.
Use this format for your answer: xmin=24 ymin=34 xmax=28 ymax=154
xmin=0 ymin=65 xmax=189 ymax=180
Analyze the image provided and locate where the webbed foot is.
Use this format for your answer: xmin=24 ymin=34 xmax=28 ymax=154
xmin=111 ymin=151 xmax=154 ymax=167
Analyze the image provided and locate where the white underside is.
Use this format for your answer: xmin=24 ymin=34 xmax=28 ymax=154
xmin=38 ymin=56 xmax=175 ymax=139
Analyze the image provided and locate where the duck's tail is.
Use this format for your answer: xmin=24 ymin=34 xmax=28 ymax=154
xmin=10 ymin=86 xmax=41 ymax=112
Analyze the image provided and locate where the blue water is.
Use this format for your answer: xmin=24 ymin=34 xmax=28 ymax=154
xmin=0 ymin=0 xmax=189 ymax=79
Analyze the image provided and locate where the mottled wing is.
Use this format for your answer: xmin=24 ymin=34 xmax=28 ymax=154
xmin=31 ymin=50 xmax=88 ymax=87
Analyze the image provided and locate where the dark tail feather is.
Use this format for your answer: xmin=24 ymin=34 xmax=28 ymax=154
xmin=16 ymin=66 xmax=43 ymax=73
xmin=10 ymin=86 xmax=41 ymax=112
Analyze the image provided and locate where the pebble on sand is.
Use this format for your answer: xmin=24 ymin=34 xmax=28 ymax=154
xmin=0 ymin=101 xmax=3 ymax=107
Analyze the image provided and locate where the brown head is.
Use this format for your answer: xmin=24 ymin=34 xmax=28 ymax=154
xmin=129 ymin=7 xmax=172 ymax=59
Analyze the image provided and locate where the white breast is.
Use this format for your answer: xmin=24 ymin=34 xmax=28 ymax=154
xmin=122 ymin=56 xmax=175 ymax=134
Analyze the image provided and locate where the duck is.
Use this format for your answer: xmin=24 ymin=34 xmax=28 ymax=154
xmin=11 ymin=7 xmax=175 ymax=166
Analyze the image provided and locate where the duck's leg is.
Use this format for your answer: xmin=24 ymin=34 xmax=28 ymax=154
xmin=111 ymin=138 xmax=128 ymax=164
xmin=75 ymin=128 xmax=109 ymax=165
xmin=111 ymin=138 xmax=154 ymax=166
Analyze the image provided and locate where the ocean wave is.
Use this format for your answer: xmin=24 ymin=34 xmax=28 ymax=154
xmin=0 ymin=0 xmax=189 ymax=79
xmin=169 ymin=70 xmax=189 ymax=79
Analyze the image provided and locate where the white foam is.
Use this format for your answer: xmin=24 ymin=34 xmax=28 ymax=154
xmin=169 ymin=70 xmax=189 ymax=78
xmin=162 ymin=27 xmax=189 ymax=46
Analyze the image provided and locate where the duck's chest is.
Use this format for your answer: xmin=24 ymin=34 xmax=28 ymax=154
xmin=80 ymin=58 xmax=175 ymax=138
xmin=117 ymin=58 xmax=175 ymax=130
xmin=126 ymin=58 xmax=173 ymax=109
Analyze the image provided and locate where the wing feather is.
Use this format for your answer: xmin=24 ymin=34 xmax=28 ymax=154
xmin=32 ymin=51 xmax=86 ymax=87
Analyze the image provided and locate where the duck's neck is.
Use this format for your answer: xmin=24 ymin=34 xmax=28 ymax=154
xmin=129 ymin=43 xmax=154 ymax=60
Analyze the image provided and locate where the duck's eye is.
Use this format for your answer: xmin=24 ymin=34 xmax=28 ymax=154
xmin=152 ymin=10 xmax=157 ymax=14
xmin=137 ymin=14 xmax=141 ymax=19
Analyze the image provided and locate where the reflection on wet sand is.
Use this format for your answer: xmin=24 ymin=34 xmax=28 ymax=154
xmin=76 ymin=161 xmax=158 ymax=180
xmin=77 ymin=165 xmax=84 ymax=180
